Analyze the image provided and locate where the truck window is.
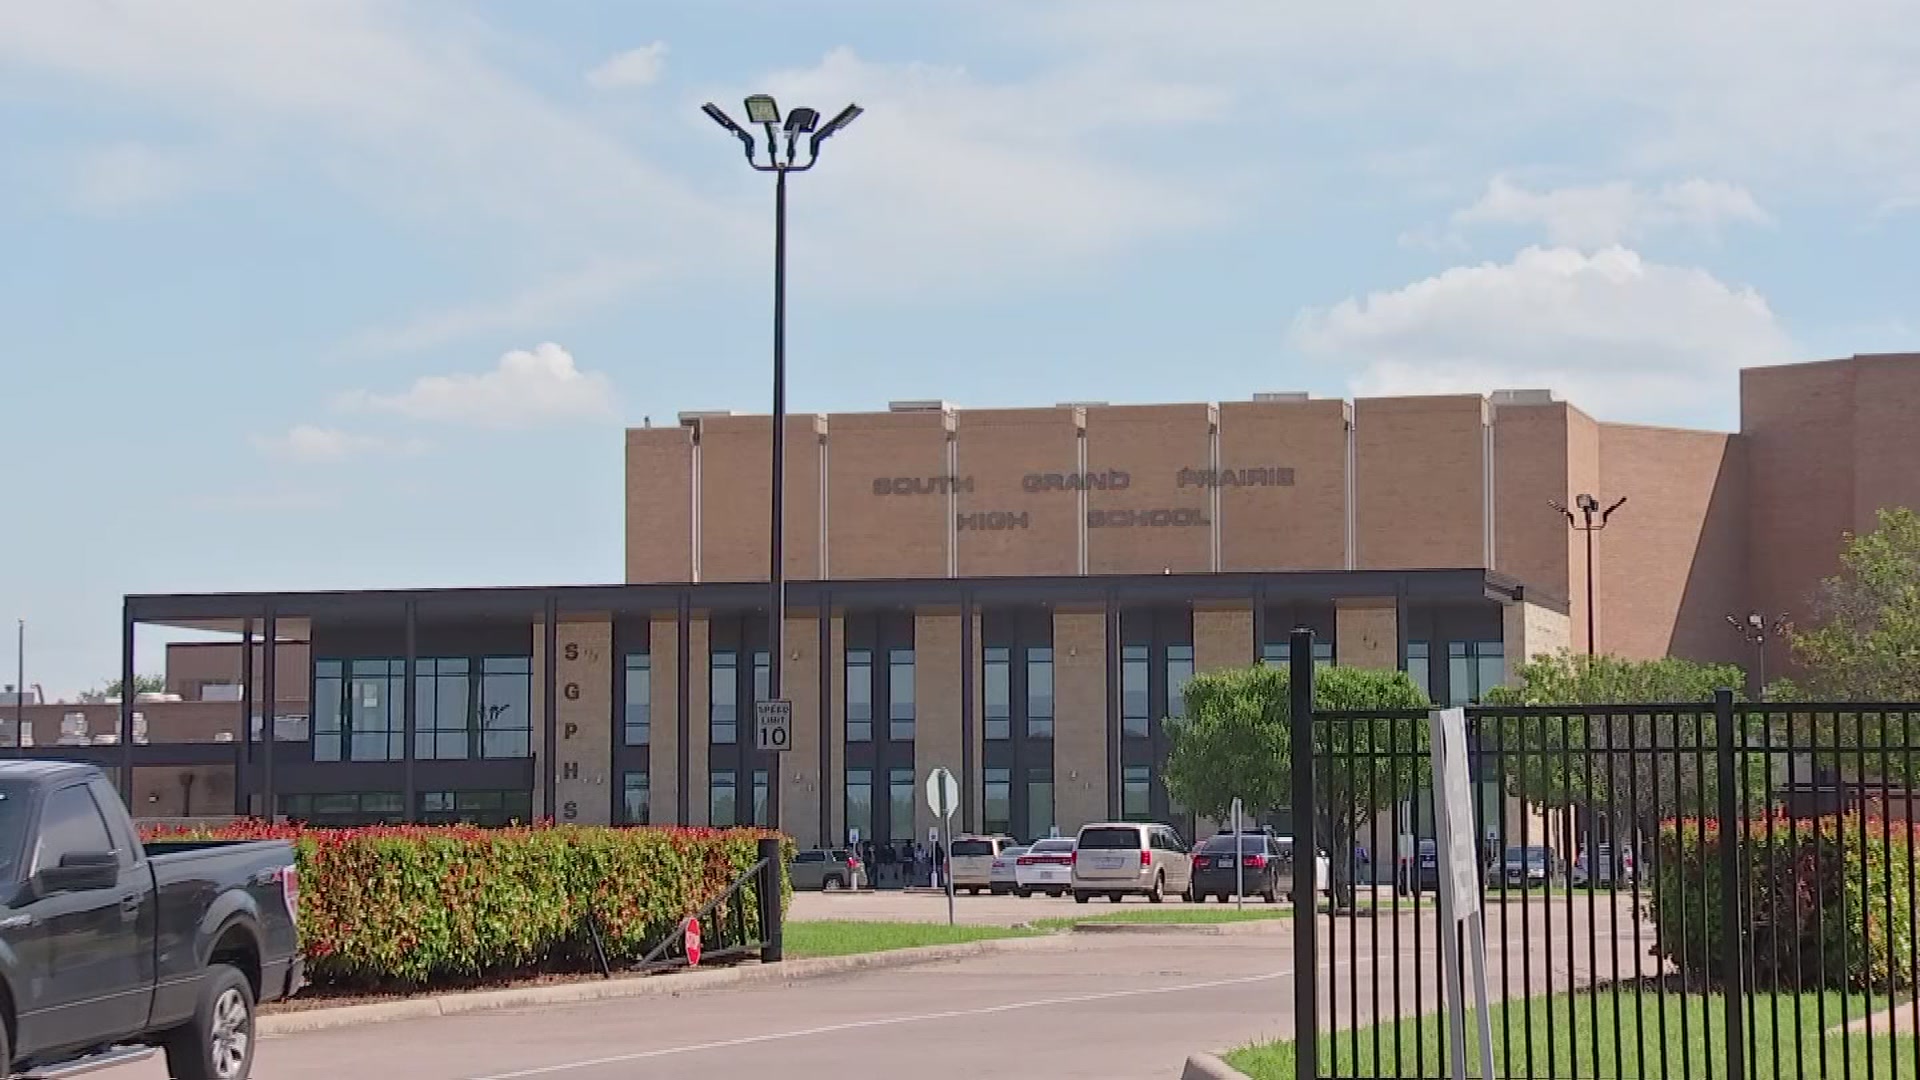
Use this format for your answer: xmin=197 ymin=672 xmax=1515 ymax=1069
xmin=34 ymin=784 xmax=114 ymax=876
xmin=0 ymin=783 xmax=29 ymax=880
xmin=88 ymin=777 xmax=139 ymax=868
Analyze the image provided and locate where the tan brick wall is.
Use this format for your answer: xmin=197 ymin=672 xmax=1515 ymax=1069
xmin=1084 ymin=404 xmax=1215 ymax=574
xmin=826 ymin=615 xmax=846 ymax=844
xmin=1598 ymin=424 xmax=1747 ymax=662
xmin=686 ymin=617 xmax=710 ymax=824
xmin=779 ymin=615 xmax=821 ymax=847
xmin=1193 ymin=607 xmax=1254 ymax=672
xmin=529 ymin=622 xmax=548 ymax=815
xmin=913 ymin=613 xmax=964 ymax=839
xmin=1504 ymin=600 xmax=1572 ymax=682
xmin=164 ymin=641 xmax=309 ymax=703
xmin=1053 ymin=610 xmax=1108 ymax=831
xmin=1493 ymin=403 xmax=1574 ymax=610
xmin=626 ymin=427 xmax=694 ymax=584
xmin=691 ymin=414 xmax=825 ymax=583
xmin=551 ymin=619 xmax=613 ymax=826
xmin=1353 ymin=396 xmax=1488 ymax=570
xmin=825 ymin=412 xmax=952 ymax=579
xmin=954 ymin=408 xmax=1082 ymax=576
xmin=648 ymin=615 xmax=680 ymax=825
xmin=131 ymin=766 xmax=235 ymax=818
xmin=966 ymin=609 xmax=984 ymax=833
xmin=1217 ymin=399 xmax=1349 ymax=570
xmin=1335 ymin=599 xmax=1397 ymax=670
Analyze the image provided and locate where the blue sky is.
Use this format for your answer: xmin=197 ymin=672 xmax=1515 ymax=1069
xmin=4 ymin=0 xmax=1919 ymax=696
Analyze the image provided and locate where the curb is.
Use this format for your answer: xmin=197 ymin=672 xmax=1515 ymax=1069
xmin=1071 ymin=919 xmax=1289 ymax=936
xmin=1181 ymin=1052 xmax=1250 ymax=1079
xmin=258 ymin=934 xmax=1070 ymax=1036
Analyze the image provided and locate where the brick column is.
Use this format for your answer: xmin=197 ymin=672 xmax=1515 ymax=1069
xmin=648 ymin=615 xmax=680 ymax=825
xmin=1335 ymin=598 xmax=1398 ymax=670
xmin=686 ymin=617 xmax=710 ymax=824
xmin=1194 ymin=606 xmax=1254 ymax=672
xmin=913 ymin=612 xmax=963 ymax=841
xmin=780 ymin=615 xmax=821 ymax=848
xmin=1053 ymin=610 xmax=1108 ymax=833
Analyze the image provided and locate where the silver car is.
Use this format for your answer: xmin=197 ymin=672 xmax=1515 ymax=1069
xmin=788 ymin=848 xmax=863 ymax=891
xmin=1071 ymin=822 xmax=1194 ymax=903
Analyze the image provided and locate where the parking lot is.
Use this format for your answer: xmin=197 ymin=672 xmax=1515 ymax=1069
xmin=784 ymin=885 xmax=1287 ymax=926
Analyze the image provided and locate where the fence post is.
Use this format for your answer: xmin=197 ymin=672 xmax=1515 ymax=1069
xmin=1289 ymin=627 xmax=1318 ymax=1080
xmin=1713 ymin=687 xmax=1745 ymax=1080
xmin=757 ymin=837 xmax=784 ymax=963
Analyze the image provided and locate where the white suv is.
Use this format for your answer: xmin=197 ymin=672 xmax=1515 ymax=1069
xmin=1071 ymin=822 xmax=1193 ymax=903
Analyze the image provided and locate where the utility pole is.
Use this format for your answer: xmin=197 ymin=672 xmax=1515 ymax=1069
xmin=1550 ymin=494 xmax=1627 ymax=654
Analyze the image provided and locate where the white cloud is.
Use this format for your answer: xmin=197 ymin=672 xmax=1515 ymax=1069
xmin=341 ymin=343 xmax=616 ymax=428
xmin=1451 ymin=177 xmax=1770 ymax=248
xmin=343 ymin=260 xmax=657 ymax=357
xmin=71 ymin=141 xmax=217 ymax=213
xmin=1290 ymin=246 xmax=1797 ymax=424
xmin=251 ymin=425 xmax=426 ymax=463
xmin=586 ymin=42 xmax=667 ymax=89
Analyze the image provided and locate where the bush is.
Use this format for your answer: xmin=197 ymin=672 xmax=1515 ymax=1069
xmin=1651 ymin=816 xmax=1916 ymax=992
xmin=142 ymin=822 xmax=794 ymax=989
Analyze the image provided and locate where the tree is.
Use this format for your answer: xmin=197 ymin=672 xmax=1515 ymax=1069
xmin=1781 ymin=505 xmax=1920 ymax=701
xmin=78 ymin=674 xmax=166 ymax=703
xmin=1164 ymin=662 xmax=1430 ymax=906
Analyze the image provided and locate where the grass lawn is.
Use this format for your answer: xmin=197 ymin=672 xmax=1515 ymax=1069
xmin=1032 ymin=907 xmax=1293 ymax=930
xmin=1227 ymin=988 xmax=1917 ymax=1079
xmin=782 ymin=920 xmax=1039 ymax=959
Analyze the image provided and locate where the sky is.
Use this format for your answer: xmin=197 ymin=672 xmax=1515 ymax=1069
xmin=5 ymin=0 xmax=1920 ymax=697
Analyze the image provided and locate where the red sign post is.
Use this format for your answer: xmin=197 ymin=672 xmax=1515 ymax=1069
xmin=684 ymin=916 xmax=702 ymax=967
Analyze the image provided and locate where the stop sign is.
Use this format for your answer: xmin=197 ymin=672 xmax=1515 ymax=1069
xmin=684 ymin=917 xmax=702 ymax=967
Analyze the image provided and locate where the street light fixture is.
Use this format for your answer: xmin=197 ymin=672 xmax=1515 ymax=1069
xmin=1726 ymin=611 xmax=1789 ymax=695
xmin=1550 ymin=494 xmax=1627 ymax=654
xmin=701 ymin=94 xmax=861 ymax=841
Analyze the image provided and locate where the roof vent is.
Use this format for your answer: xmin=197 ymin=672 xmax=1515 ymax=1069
xmin=888 ymin=400 xmax=953 ymax=413
xmin=1490 ymin=389 xmax=1554 ymax=406
xmin=677 ymin=410 xmax=737 ymax=426
xmin=1253 ymin=391 xmax=1310 ymax=403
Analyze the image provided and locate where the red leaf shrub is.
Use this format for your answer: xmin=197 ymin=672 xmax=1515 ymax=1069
xmin=142 ymin=821 xmax=794 ymax=989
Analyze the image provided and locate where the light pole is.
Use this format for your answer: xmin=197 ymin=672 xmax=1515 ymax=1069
xmin=13 ymin=618 xmax=22 ymax=737
xmin=1550 ymin=494 xmax=1626 ymax=655
xmin=702 ymin=95 xmax=861 ymax=817
xmin=1726 ymin=611 xmax=1788 ymax=696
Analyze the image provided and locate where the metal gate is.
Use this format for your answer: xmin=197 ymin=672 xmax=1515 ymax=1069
xmin=1284 ymin=629 xmax=1918 ymax=1080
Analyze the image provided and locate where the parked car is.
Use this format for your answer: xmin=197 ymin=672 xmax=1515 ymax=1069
xmin=1495 ymin=845 xmax=1565 ymax=888
xmin=0 ymin=760 xmax=302 ymax=1080
xmin=1572 ymin=842 xmax=1634 ymax=888
xmin=948 ymin=835 xmax=1017 ymax=895
xmin=789 ymin=848 xmax=863 ymax=891
xmin=1272 ymin=836 xmax=1332 ymax=898
xmin=1190 ymin=833 xmax=1286 ymax=902
xmin=1014 ymin=837 xmax=1076 ymax=897
xmin=1398 ymin=839 xmax=1439 ymax=894
xmin=988 ymin=845 xmax=1027 ymax=895
xmin=1071 ymin=822 xmax=1193 ymax=903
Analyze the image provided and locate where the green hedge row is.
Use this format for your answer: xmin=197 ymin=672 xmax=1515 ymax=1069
xmin=1651 ymin=816 xmax=1916 ymax=991
xmin=143 ymin=822 xmax=794 ymax=989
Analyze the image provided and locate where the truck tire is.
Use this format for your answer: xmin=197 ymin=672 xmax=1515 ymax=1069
xmin=163 ymin=963 xmax=256 ymax=1080
xmin=0 ymin=1010 xmax=10 ymax=1080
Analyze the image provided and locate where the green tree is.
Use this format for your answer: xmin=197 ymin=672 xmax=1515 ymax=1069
xmin=1781 ymin=505 xmax=1920 ymax=701
xmin=78 ymin=674 xmax=167 ymax=703
xmin=1164 ymin=663 xmax=1429 ymax=905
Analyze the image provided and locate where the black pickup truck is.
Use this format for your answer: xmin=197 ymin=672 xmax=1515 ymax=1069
xmin=0 ymin=761 xmax=300 ymax=1079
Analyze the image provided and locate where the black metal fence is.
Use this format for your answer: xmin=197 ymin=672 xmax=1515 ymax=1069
xmin=1285 ymin=630 xmax=1919 ymax=1080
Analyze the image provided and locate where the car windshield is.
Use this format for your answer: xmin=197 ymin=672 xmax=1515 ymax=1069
xmin=1000 ymin=847 xmax=1028 ymax=859
xmin=1202 ymin=835 xmax=1273 ymax=853
xmin=1078 ymin=827 xmax=1141 ymax=850
xmin=1029 ymin=839 xmax=1074 ymax=853
xmin=0 ymin=784 xmax=28 ymax=879
xmin=950 ymin=839 xmax=995 ymax=857
xmin=1506 ymin=847 xmax=1552 ymax=863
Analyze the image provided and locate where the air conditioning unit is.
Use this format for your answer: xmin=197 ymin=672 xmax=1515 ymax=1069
xmin=59 ymin=712 xmax=90 ymax=747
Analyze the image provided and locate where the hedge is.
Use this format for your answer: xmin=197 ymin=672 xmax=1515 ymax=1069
xmin=1651 ymin=815 xmax=1916 ymax=991
xmin=141 ymin=822 xmax=794 ymax=989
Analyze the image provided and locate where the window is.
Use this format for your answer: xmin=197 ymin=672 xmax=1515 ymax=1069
xmin=752 ymin=770 xmax=770 ymax=826
xmin=277 ymin=791 xmax=402 ymax=827
xmin=348 ymin=659 xmax=406 ymax=761
xmin=983 ymin=647 xmax=1011 ymax=741
xmin=479 ymin=657 xmax=531 ymax=758
xmin=710 ymin=652 xmax=738 ymax=745
xmin=622 ymin=772 xmax=650 ymax=825
xmin=846 ymin=650 xmax=872 ymax=743
xmin=1026 ymin=647 xmax=1054 ymax=739
xmin=1122 ymin=765 xmax=1151 ymax=820
xmin=709 ymin=770 xmax=737 ymax=827
xmin=415 ymin=657 xmax=471 ymax=760
xmin=1122 ymin=644 xmax=1150 ymax=738
xmin=1407 ymin=641 xmax=1431 ymax=699
xmin=846 ymin=768 xmax=873 ymax=844
xmin=624 ymin=653 xmax=651 ymax=746
xmin=888 ymin=768 xmax=914 ymax=841
xmin=888 ymin=648 xmax=915 ymax=742
xmin=1260 ymin=640 xmax=1335 ymax=666
xmin=418 ymin=789 xmax=532 ymax=828
xmin=35 ymin=784 xmax=113 ymax=873
xmin=983 ymin=767 xmax=1012 ymax=836
xmin=1026 ymin=767 xmax=1054 ymax=840
xmin=1166 ymin=644 xmax=1194 ymax=721
xmin=313 ymin=660 xmax=343 ymax=761
xmin=752 ymin=650 xmax=770 ymax=704
xmin=1448 ymin=641 xmax=1504 ymax=705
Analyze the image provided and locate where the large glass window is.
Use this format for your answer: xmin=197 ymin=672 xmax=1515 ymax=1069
xmin=1026 ymin=647 xmax=1054 ymax=739
xmin=1448 ymin=641 xmax=1504 ymax=705
xmin=983 ymin=767 xmax=1012 ymax=836
xmin=846 ymin=767 xmax=873 ymax=844
xmin=348 ymin=659 xmax=406 ymax=761
xmin=479 ymin=657 xmax=531 ymax=758
xmin=753 ymin=650 xmax=770 ymax=703
xmin=1261 ymin=640 xmax=1336 ymax=666
xmin=984 ymin=647 xmax=1011 ymax=741
xmin=278 ymin=791 xmax=403 ymax=828
xmin=888 ymin=648 xmax=915 ymax=742
xmin=313 ymin=661 xmax=343 ymax=761
xmin=415 ymin=657 xmax=472 ymax=760
xmin=1027 ymin=767 xmax=1055 ymax=839
xmin=1122 ymin=765 xmax=1151 ymax=820
xmin=752 ymin=769 xmax=770 ymax=827
xmin=710 ymin=651 xmax=738 ymax=745
xmin=709 ymin=770 xmax=737 ymax=827
xmin=1122 ymin=645 xmax=1150 ymax=738
xmin=418 ymin=789 xmax=531 ymax=827
xmin=622 ymin=772 xmax=650 ymax=825
xmin=624 ymin=653 xmax=651 ymax=746
xmin=1166 ymin=644 xmax=1194 ymax=722
xmin=846 ymin=650 xmax=872 ymax=743
xmin=888 ymin=767 xmax=914 ymax=841
xmin=1407 ymin=641 xmax=1431 ymax=699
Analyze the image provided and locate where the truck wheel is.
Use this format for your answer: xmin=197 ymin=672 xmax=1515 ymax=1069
xmin=164 ymin=963 xmax=256 ymax=1080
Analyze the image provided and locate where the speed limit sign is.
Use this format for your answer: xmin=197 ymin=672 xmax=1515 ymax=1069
xmin=684 ymin=916 xmax=702 ymax=967
xmin=755 ymin=700 xmax=792 ymax=752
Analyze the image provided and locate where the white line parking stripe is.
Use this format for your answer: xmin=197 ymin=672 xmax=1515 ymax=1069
xmin=465 ymin=967 xmax=1297 ymax=1080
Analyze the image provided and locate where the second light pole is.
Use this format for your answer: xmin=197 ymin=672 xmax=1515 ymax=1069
xmin=703 ymin=95 xmax=861 ymax=809
xmin=1550 ymin=493 xmax=1626 ymax=655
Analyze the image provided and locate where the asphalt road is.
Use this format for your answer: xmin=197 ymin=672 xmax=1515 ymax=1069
xmin=93 ymin=892 xmax=1644 ymax=1080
